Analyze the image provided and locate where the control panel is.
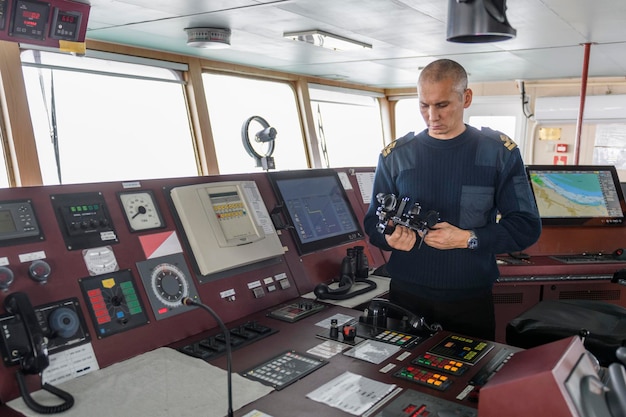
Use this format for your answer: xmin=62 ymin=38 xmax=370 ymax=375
xmin=51 ymin=192 xmax=118 ymax=250
xmin=0 ymin=199 xmax=44 ymax=246
xmin=79 ymin=269 xmax=149 ymax=338
xmin=0 ymin=296 xmax=90 ymax=367
xmin=0 ymin=0 xmax=90 ymax=49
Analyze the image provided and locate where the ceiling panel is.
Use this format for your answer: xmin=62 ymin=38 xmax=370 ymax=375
xmin=83 ymin=0 xmax=626 ymax=88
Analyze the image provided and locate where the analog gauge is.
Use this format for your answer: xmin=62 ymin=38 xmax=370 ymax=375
xmin=118 ymin=190 xmax=165 ymax=232
xmin=83 ymin=246 xmax=119 ymax=276
xmin=150 ymin=263 xmax=189 ymax=308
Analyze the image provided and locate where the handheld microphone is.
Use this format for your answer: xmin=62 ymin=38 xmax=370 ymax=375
xmin=181 ymin=297 xmax=233 ymax=417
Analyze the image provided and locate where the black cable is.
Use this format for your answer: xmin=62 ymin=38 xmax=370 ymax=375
xmin=519 ymin=80 xmax=534 ymax=119
xmin=15 ymin=370 xmax=74 ymax=414
xmin=182 ymin=297 xmax=234 ymax=417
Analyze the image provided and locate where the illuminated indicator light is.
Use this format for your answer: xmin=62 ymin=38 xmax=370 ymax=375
xmin=87 ymin=289 xmax=101 ymax=297
xmin=116 ymin=311 xmax=125 ymax=319
xmin=124 ymin=291 xmax=137 ymax=303
xmin=92 ymin=302 xmax=106 ymax=310
xmin=97 ymin=316 xmax=111 ymax=324
xmin=102 ymin=278 xmax=116 ymax=289
xmin=158 ymin=307 xmax=169 ymax=314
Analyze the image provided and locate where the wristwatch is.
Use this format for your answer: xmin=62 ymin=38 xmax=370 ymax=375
xmin=467 ymin=230 xmax=478 ymax=250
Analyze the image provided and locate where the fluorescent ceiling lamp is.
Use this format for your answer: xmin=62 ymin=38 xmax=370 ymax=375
xmin=284 ymin=30 xmax=371 ymax=51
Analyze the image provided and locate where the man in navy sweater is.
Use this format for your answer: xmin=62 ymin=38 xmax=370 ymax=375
xmin=364 ymin=59 xmax=541 ymax=340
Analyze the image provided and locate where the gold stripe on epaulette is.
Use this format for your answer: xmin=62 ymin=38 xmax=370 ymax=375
xmin=500 ymin=134 xmax=517 ymax=151
xmin=382 ymin=141 xmax=397 ymax=157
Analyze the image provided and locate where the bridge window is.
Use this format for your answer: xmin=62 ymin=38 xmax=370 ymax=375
xmin=21 ymin=49 xmax=198 ymax=185
xmin=394 ymin=98 xmax=427 ymax=137
xmin=309 ymin=85 xmax=384 ymax=168
xmin=202 ymin=73 xmax=308 ymax=174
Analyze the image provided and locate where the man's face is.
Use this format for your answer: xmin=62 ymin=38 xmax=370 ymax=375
xmin=418 ymin=77 xmax=472 ymax=140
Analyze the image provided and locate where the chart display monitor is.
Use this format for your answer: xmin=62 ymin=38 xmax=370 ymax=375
xmin=526 ymin=165 xmax=626 ymax=226
xmin=268 ymin=169 xmax=364 ymax=255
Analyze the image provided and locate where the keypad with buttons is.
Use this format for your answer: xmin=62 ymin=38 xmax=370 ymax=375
xmin=394 ymin=366 xmax=453 ymax=391
xmin=412 ymin=353 xmax=467 ymax=376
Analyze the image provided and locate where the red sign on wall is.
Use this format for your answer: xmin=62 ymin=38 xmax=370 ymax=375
xmin=553 ymin=155 xmax=568 ymax=165
xmin=556 ymin=144 xmax=568 ymax=153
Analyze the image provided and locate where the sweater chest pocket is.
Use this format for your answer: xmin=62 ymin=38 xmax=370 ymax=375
xmin=460 ymin=185 xmax=494 ymax=229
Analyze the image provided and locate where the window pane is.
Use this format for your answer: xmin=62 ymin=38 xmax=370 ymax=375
xmin=21 ymin=51 xmax=197 ymax=185
xmin=395 ymin=98 xmax=426 ymax=137
xmin=202 ymin=73 xmax=308 ymax=174
xmin=310 ymin=87 xmax=384 ymax=168
xmin=469 ymin=116 xmax=517 ymax=139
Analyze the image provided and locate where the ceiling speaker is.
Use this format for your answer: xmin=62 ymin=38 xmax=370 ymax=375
xmin=185 ymin=28 xmax=231 ymax=49
xmin=447 ymin=0 xmax=516 ymax=43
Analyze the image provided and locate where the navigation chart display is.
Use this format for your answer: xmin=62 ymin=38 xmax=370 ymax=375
xmin=268 ymin=169 xmax=364 ymax=254
xmin=526 ymin=165 xmax=626 ymax=226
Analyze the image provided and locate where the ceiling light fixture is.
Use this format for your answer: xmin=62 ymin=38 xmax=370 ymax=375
xmin=284 ymin=30 xmax=371 ymax=51
xmin=446 ymin=0 xmax=516 ymax=43
xmin=185 ymin=27 xmax=231 ymax=49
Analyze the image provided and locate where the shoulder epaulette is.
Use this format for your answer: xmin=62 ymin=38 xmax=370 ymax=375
xmin=481 ymin=127 xmax=518 ymax=151
xmin=382 ymin=141 xmax=397 ymax=157
xmin=381 ymin=132 xmax=414 ymax=157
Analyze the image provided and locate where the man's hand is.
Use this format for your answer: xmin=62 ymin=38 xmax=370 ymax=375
xmin=423 ymin=222 xmax=471 ymax=250
xmin=384 ymin=223 xmax=416 ymax=251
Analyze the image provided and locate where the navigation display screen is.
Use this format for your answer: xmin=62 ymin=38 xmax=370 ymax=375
xmin=268 ymin=169 xmax=364 ymax=254
xmin=526 ymin=165 xmax=626 ymax=226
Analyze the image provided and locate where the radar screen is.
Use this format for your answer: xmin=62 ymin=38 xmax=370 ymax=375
xmin=79 ymin=269 xmax=149 ymax=338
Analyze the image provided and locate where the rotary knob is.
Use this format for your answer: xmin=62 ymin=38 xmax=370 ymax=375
xmin=29 ymin=259 xmax=52 ymax=283
xmin=0 ymin=266 xmax=15 ymax=291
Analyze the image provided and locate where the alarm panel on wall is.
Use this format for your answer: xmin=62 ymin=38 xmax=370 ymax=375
xmin=170 ymin=181 xmax=284 ymax=276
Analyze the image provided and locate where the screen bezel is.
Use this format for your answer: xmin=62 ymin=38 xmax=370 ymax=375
xmin=526 ymin=164 xmax=626 ymax=226
xmin=267 ymin=169 xmax=364 ymax=255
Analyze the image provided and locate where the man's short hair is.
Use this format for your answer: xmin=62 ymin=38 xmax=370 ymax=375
xmin=418 ymin=59 xmax=468 ymax=95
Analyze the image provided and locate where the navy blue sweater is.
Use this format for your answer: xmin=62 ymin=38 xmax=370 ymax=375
xmin=364 ymin=125 xmax=541 ymax=300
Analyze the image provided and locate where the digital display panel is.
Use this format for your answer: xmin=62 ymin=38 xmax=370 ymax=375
xmin=526 ymin=165 xmax=626 ymax=226
xmin=50 ymin=7 xmax=81 ymax=40
xmin=10 ymin=0 xmax=50 ymax=41
xmin=268 ymin=169 xmax=364 ymax=255
xmin=0 ymin=210 xmax=17 ymax=234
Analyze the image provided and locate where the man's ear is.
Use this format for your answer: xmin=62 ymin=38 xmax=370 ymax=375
xmin=463 ymin=88 xmax=473 ymax=108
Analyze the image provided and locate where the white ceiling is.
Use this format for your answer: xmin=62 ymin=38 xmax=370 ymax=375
xmin=84 ymin=0 xmax=626 ymax=89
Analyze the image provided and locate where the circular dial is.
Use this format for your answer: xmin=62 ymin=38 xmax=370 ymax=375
xmin=29 ymin=259 xmax=52 ymax=283
xmin=0 ymin=266 xmax=15 ymax=291
xmin=83 ymin=246 xmax=119 ymax=275
xmin=150 ymin=263 xmax=189 ymax=308
xmin=118 ymin=191 xmax=164 ymax=232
